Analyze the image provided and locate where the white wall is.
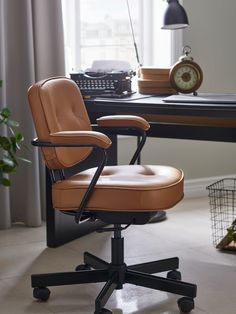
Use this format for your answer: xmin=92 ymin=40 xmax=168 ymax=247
xmin=183 ymin=0 xmax=236 ymax=93
xmin=118 ymin=0 xmax=236 ymax=182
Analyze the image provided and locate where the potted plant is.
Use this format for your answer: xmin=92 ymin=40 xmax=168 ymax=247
xmin=0 ymin=80 xmax=29 ymax=186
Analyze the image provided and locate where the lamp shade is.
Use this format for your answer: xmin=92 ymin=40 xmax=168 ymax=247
xmin=162 ymin=0 xmax=189 ymax=30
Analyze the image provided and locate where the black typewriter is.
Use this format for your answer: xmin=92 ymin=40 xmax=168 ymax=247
xmin=70 ymin=71 xmax=134 ymax=98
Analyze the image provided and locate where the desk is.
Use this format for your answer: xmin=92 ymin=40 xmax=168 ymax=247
xmin=85 ymin=95 xmax=236 ymax=142
xmin=46 ymin=95 xmax=236 ymax=247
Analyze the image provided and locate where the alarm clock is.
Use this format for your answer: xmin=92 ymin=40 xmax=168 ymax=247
xmin=169 ymin=46 xmax=203 ymax=95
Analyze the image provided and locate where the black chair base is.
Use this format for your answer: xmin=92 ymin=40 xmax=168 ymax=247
xmin=32 ymin=226 xmax=197 ymax=314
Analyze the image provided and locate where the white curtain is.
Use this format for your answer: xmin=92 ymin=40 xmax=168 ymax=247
xmin=0 ymin=0 xmax=65 ymax=229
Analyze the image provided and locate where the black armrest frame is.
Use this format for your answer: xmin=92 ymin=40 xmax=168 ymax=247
xmin=31 ymin=139 xmax=107 ymax=224
xmin=91 ymin=125 xmax=147 ymax=165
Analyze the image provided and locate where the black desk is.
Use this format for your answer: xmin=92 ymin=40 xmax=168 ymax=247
xmin=85 ymin=95 xmax=236 ymax=142
xmin=46 ymin=95 xmax=236 ymax=247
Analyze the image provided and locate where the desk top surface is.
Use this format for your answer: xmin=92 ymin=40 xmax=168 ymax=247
xmin=85 ymin=93 xmax=236 ymax=118
xmin=88 ymin=93 xmax=236 ymax=105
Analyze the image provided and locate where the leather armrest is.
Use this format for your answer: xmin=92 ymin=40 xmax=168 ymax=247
xmin=96 ymin=115 xmax=150 ymax=131
xmin=50 ymin=131 xmax=112 ymax=149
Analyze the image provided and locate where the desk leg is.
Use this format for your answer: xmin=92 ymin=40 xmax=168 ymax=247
xmin=136 ymin=136 xmax=167 ymax=224
xmin=46 ymin=135 xmax=117 ymax=248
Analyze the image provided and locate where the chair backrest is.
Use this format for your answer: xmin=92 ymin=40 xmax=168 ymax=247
xmin=28 ymin=77 xmax=92 ymax=169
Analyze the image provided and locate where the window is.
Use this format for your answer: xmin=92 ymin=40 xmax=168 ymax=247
xmin=62 ymin=0 xmax=180 ymax=75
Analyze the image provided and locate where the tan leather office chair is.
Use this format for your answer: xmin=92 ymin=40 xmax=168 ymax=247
xmin=28 ymin=77 xmax=196 ymax=314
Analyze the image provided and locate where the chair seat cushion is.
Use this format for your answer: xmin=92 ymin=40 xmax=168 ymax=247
xmin=52 ymin=165 xmax=184 ymax=211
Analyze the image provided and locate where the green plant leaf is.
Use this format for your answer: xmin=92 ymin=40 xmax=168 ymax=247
xmin=10 ymin=137 xmax=17 ymax=152
xmin=0 ymin=155 xmax=16 ymax=173
xmin=6 ymin=119 xmax=20 ymax=128
xmin=2 ymin=156 xmax=15 ymax=167
xmin=15 ymin=132 xmax=24 ymax=142
xmin=0 ymin=107 xmax=11 ymax=119
xmin=0 ymin=103 xmax=30 ymax=187
xmin=0 ymin=137 xmax=11 ymax=150
xmin=1 ymin=177 xmax=11 ymax=186
xmin=2 ymin=165 xmax=16 ymax=173
xmin=227 ymin=224 xmax=236 ymax=242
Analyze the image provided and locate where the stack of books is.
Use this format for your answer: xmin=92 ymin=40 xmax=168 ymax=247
xmin=138 ymin=67 xmax=175 ymax=95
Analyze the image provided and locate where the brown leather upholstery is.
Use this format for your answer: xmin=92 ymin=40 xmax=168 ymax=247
xmin=52 ymin=165 xmax=184 ymax=211
xmin=97 ymin=115 xmax=150 ymax=131
xmin=28 ymin=77 xmax=93 ymax=169
xmin=50 ymin=131 xmax=112 ymax=149
xmin=28 ymin=76 xmax=184 ymax=213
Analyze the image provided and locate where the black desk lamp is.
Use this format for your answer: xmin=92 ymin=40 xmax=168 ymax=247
xmin=126 ymin=0 xmax=189 ymax=66
xmin=162 ymin=0 xmax=189 ymax=30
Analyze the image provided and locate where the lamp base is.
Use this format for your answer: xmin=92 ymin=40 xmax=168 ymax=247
xmin=149 ymin=211 xmax=167 ymax=223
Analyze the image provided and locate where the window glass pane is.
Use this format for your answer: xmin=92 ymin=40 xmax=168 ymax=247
xmin=80 ymin=0 xmax=139 ymax=70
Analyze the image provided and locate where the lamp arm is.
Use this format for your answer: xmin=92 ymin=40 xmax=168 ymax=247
xmin=126 ymin=0 xmax=142 ymax=67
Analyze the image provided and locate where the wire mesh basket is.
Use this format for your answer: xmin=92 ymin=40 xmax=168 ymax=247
xmin=207 ymin=178 xmax=236 ymax=250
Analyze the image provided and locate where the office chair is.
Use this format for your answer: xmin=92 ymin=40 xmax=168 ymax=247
xmin=28 ymin=77 xmax=197 ymax=314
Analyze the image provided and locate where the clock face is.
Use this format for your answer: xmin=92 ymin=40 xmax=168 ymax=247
xmin=170 ymin=60 xmax=203 ymax=94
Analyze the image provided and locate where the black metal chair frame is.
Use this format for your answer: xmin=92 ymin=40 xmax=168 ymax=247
xmin=31 ymin=127 xmax=197 ymax=314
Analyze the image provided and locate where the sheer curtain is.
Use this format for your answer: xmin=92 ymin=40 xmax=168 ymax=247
xmin=0 ymin=0 xmax=65 ymax=229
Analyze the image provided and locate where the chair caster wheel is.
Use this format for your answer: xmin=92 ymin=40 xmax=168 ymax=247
xmin=95 ymin=308 xmax=112 ymax=314
xmin=75 ymin=263 xmax=91 ymax=271
xmin=167 ymin=270 xmax=182 ymax=280
xmin=178 ymin=297 xmax=194 ymax=313
xmin=33 ymin=287 xmax=50 ymax=301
